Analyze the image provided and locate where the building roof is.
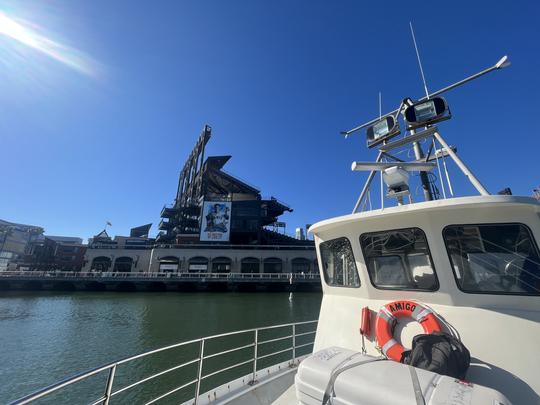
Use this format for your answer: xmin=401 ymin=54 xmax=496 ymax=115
xmin=0 ymin=219 xmax=44 ymax=233
xmin=94 ymin=230 xmax=110 ymax=239
xmin=130 ymin=224 xmax=152 ymax=237
xmin=204 ymin=156 xmax=260 ymax=195
xmin=45 ymin=235 xmax=83 ymax=244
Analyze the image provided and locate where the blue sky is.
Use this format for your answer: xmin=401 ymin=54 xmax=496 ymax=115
xmin=1 ymin=0 xmax=539 ymax=239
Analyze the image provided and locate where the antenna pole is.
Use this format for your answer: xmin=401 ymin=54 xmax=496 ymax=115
xmin=433 ymin=138 xmax=447 ymax=199
xmin=410 ymin=130 xmax=434 ymax=201
xmin=380 ymin=170 xmax=384 ymax=210
xmin=408 ymin=22 xmax=434 ymax=200
xmin=410 ymin=22 xmax=430 ymax=99
xmin=433 ymin=131 xmax=489 ymax=195
xmin=378 ymin=92 xmax=382 ymax=119
xmin=441 ymin=152 xmax=454 ymax=196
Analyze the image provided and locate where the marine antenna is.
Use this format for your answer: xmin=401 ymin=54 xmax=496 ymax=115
xmin=408 ymin=23 xmax=434 ymax=201
xmin=344 ymin=47 xmax=511 ymax=213
xmin=379 ymin=92 xmax=382 ymax=119
xmin=410 ymin=22 xmax=430 ymax=99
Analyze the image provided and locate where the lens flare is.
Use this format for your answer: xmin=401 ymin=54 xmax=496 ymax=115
xmin=0 ymin=10 xmax=98 ymax=77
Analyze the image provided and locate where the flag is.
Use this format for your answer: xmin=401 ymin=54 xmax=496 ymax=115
xmin=106 ymin=221 xmax=112 ymax=226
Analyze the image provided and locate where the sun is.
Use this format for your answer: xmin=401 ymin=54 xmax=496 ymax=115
xmin=0 ymin=10 xmax=98 ymax=77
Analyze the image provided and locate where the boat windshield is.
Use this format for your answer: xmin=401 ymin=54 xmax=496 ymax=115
xmin=443 ymin=223 xmax=540 ymax=295
xmin=360 ymin=228 xmax=438 ymax=291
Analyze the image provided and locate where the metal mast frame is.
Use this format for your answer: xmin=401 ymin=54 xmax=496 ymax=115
xmin=346 ymin=56 xmax=510 ymax=214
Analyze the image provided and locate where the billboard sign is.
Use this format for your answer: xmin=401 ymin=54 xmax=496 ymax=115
xmin=200 ymin=201 xmax=231 ymax=242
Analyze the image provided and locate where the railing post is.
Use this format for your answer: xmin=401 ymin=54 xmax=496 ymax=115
xmin=292 ymin=324 xmax=296 ymax=364
xmin=103 ymin=364 xmax=116 ymax=405
xmin=194 ymin=339 xmax=205 ymax=405
xmin=251 ymin=329 xmax=258 ymax=384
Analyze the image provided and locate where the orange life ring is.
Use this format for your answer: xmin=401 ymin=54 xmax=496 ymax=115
xmin=375 ymin=300 xmax=442 ymax=361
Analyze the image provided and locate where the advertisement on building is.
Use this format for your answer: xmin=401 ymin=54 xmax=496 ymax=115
xmin=200 ymin=201 xmax=231 ymax=242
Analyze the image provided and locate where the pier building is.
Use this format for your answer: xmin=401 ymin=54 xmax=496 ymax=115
xmin=0 ymin=219 xmax=44 ymax=271
xmin=21 ymin=236 xmax=87 ymax=272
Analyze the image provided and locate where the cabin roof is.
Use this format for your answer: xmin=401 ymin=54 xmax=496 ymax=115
xmin=309 ymin=195 xmax=540 ymax=235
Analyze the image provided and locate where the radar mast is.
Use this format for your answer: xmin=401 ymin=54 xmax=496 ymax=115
xmin=343 ymin=46 xmax=511 ymax=213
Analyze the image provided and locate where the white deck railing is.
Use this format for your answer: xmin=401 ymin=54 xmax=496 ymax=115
xmin=0 ymin=271 xmax=320 ymax=281
xmin=9 ymin=320 xmax=318 ymax=405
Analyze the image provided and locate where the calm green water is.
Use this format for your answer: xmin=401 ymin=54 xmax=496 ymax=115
xmin=0 ymin=291 xmax=321 ymax=404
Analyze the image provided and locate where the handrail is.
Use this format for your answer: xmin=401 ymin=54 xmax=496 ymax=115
xmin=144 ymin=379 xmax=198 ymax=405
xmin=0 ymin=271 xmax=320 ymax=281
xmin=202 ymin=343 xmax=255 ymax=360
xmin=256 ymin=347 xmax=293 ymax=361
xmin=258 ymin=334 xmax=293 ymax=345
xmin=110 ymin=358 xmax=200 ymax=397
xmin=10 ymin=319 xmax=318 ymax=405
xmin=86 ymin=243 xmax=314 ymax=250
xmin=200 ymin=358 xmax=255 ymax=380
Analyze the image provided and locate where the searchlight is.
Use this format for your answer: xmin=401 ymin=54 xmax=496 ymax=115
xmin=366 ymin=116 xmax=401 ymax=148
xmin=404 ymin=97 xmax=451 ymax=130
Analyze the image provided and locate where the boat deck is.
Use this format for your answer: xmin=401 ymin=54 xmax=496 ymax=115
xmin=273 ymin=384 xmax=297 ymax=404
xmin=222 ymin=370 xmax=297 ymax=405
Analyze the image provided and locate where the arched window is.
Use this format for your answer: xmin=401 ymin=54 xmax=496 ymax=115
xmin=114 ymin=257 xmax=133 ymax=272
xmin=91 ymin=256 xmax=111 ymax=272
xmin=263 ymin=258 xmax=282 ymax=274
xmin=291 ymin=258 xmax=311 ymax=274
xmin=241 ymin=257 xmax=260 ymax=274
xmin=189 ymin=256 xmax=208 ymax=272
xmin=212 ymin=257 xmax=232 ymax=273
xmin=159 ymin=256 xmax=179 ymax=273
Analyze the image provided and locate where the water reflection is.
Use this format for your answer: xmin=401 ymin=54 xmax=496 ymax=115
xmin=0 ymin=291 xmax=321 ymax=403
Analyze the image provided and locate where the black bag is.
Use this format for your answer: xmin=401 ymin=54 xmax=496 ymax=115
xmin=400 ymin=332 xmax=470 ymax=379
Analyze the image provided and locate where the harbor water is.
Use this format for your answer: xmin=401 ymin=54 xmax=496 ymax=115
xmin=0 ymin=291 xmax=322 ymax=404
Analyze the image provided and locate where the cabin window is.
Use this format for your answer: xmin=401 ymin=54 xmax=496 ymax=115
xmin=443 ymin=223 xmax=540 ymax=295
xmin=320 ymin=237 xmax=360 ymax=288
xmin=360 ymin=228 xmax=438 ymax=291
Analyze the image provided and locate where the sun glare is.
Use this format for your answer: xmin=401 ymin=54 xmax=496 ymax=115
xmin=0 ymin=10 xmax=98 ymax=77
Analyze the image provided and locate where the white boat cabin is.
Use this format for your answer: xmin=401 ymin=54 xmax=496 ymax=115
xmin=310 ymin=195 xmax=540 ymax=404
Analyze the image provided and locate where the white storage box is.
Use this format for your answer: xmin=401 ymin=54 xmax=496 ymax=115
xmin=295 ymin=346 xmax=511 ymax=405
